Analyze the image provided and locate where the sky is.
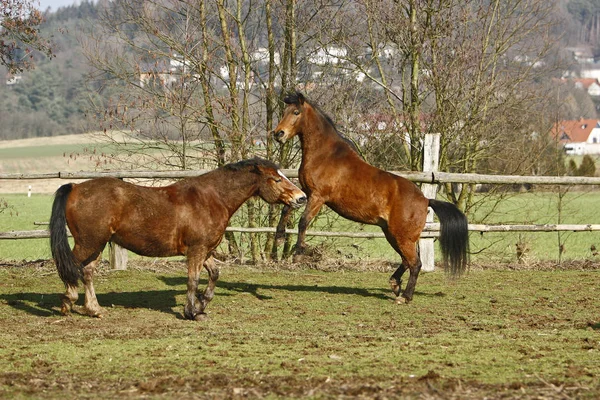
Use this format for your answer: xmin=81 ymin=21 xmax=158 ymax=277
xmin=37 ymin=0 xmax=81 ymax=12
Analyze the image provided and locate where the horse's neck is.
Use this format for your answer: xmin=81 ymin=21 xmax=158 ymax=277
xmin=300 ymin=114 xmax=343 ymax=155
xmin=211 ymin=171 xmax=258 ymax=215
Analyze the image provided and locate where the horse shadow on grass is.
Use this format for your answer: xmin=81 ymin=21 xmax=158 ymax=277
xmin=0 ymin=277 xmax=438 ymax=319
xmin=156 ymin=276 xmax=438 ymax=304
xmin=0 ymin=289 xmax=184 ymax=319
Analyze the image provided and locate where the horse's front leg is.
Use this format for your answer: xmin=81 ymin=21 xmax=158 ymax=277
xmin=275 ymin=205 xmax=293 ymax=246
xmin=294 ymin=195 xmax=324 ymax=261
xmin=199 ymin=256 xmax=219 ymax=313
xmin=184 ymin=248 xmax=207 ymax=321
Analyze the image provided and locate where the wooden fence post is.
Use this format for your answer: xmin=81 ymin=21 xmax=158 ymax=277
xmin=108 ymin=177 xmax=128 ymax=270
xmin=420 ymin=133 xmax=440 ymax=272
xmin=109 ymin=242 xmax=128 ymax=270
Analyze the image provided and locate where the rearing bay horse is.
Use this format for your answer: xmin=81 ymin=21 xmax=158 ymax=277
xmin=49 ymin=158 xmax=306 ymax=320
xmin=274 ymin=92 xmax=469 ymax=303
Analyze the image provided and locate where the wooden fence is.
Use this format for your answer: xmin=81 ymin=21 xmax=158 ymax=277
xmin=2 ymin=168 xmax=600 ymax=269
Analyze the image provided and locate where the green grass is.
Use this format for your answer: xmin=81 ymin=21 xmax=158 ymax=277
xmin=466 ymin=190 xmax=600 ymax=263
xmin=0 ymin=194 xmax=53 ymax=260
xmin=0 ymin=263 xmax=598 ymax=398
xmin=2 ymin=190 xmax=600 ymax=263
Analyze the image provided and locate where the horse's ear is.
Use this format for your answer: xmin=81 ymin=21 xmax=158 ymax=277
xmin=297 ymin=92 xmax=305 ymax=105
xmin=251 ymin=162 xmax=263 ymax=175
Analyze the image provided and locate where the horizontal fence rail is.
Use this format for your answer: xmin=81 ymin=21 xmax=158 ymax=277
xmin=3 ymin=169 xmax=600 ymax=185
xmin=3 ymin=224 xmax=600 ymax=241
xmin=2 ymin=169 xmax=600 ymax=241
xmin=3 ymin=168 xmax=600 ymax=270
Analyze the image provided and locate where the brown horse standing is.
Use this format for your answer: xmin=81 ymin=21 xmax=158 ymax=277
xmin=49 ymin=158 xmax=306 ymax=320
xmin=274 ymin=92 xmax=468 ymax=303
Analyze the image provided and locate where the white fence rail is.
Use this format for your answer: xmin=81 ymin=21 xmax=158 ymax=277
xmin=3 ymin=169 xmax=600 ymax=240
xmin=4 ymin=169 xmax=600 ymax=185
xmin=3 ymin=168 xmax=600 ymax=268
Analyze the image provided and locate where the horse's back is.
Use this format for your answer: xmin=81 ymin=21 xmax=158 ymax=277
xmin=65 ymin=178 xmax=219 ymax=256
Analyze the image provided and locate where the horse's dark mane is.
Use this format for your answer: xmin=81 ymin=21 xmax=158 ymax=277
xmin=283 ymin=92 xmax=361 ymax=155
xmin=222 ymin=157 xmax=280 ymax=172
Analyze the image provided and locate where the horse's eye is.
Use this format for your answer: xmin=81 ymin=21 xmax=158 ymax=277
xmin=273 ymin=178 xmax=282 ymax=183
xmin=293 ymin=110 xmax=300 ymax=116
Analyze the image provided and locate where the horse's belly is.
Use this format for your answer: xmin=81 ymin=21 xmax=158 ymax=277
xmin=112 ymin=231 xmax=181 ymax=257
xmin=327 ymin=202 xmax=383 ymax=226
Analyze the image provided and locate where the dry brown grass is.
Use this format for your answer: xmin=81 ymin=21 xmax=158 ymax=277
xmin=0 ymin=133 xmax=108 ymax=194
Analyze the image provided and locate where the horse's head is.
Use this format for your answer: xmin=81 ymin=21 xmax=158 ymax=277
xmin=274 ymin=92 xmax=306 ymax=143
xmin=254 ymin=160 xmax=306 ymax=208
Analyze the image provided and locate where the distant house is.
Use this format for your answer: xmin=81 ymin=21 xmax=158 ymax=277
xmin=552 ymin=119 xmax=600 ymax=155
xmin=308 ymin=46 xmax=347 ymax=65
xmin=5 ymin=73 xmax=22 ymax=85
xmin=573 ymin=78 xmax=600 ymax=96
xmin=566 ymin=46 xmax=595 ymax=64
xmin=139 ymin=60 xmax=177 ymax=88
xmin=579 ymin=67 xmax=600 ymax=80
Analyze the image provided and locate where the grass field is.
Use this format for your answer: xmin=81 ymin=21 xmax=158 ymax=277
xmin=0 ymin=260 xmax=598 ymax=399
xmin=2 ymin=135 xmax=600 ymax=399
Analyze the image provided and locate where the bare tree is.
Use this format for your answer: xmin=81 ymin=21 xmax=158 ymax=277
xmin=1 ymin=0 xmax=54 ymax=73
xmin=296 ymin=0 xmax=564 ymax=212
xmin=0 ymin=0 xmax=54 ymax=214
xmin=82 ymin=0 xmax=307 ymax=262
xmin=81 ymin=0 xmax=567 ymax=261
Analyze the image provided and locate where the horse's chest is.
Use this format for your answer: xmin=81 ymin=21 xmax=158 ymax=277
xmin=299 ymin=164 xmax=329 ymax=191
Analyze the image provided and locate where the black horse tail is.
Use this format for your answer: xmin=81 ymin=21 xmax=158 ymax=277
xmin=428 ymin=199 xmax=469 ymax=276
xmin=49 ymin=184 xmax=81 ymax=286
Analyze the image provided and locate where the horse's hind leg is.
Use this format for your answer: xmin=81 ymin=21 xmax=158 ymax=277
xmin=199 ymin=256 xmax=219 ymax=313
xmin=61 ymin=284 xmax=79 ymax=315
xmin=184 ymin=247 xmax=208 ymax=320
xmin=399 ymin=245 xmax=422 ymax=303
xmin=389 ymin=264 xmax=406 ymax=297
xmin=81 ymin=255 xmax=105 ymax=317
xmin=71 ymin=243 xmax=105 ymax=317
xmin=384 ymin=229 xmax=422 ymax=303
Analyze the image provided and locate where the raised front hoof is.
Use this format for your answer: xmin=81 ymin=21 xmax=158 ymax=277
xmin=389 ymin=279 xmax=403 ymax=297
xmin=275 ymin=233 xmax=286 ymax=247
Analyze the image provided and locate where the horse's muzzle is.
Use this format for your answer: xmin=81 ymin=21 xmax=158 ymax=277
xmin=274 ymin=130 xmax=286 ymax=143
xmin=291 ymin=195 xmax=307 ymax=209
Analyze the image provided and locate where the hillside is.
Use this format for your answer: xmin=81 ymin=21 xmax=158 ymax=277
xmin=0 ymin=1 xmax=101 ymax=140
xmin=0 ymin=0 xmax=598 ymax=143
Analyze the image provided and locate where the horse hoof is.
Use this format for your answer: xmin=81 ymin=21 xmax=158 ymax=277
xmin=292 ymin=253 xmax=307 ymax=263
xmin=395 ymin=297 xmax=408 ymax=305
xmin=194 ymin=313 xmax=208 ymax=321
xmin=275 ymin=235 xmax=286 ymax=246
xmin=88 ymin=309 xmax=105 ymax=318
